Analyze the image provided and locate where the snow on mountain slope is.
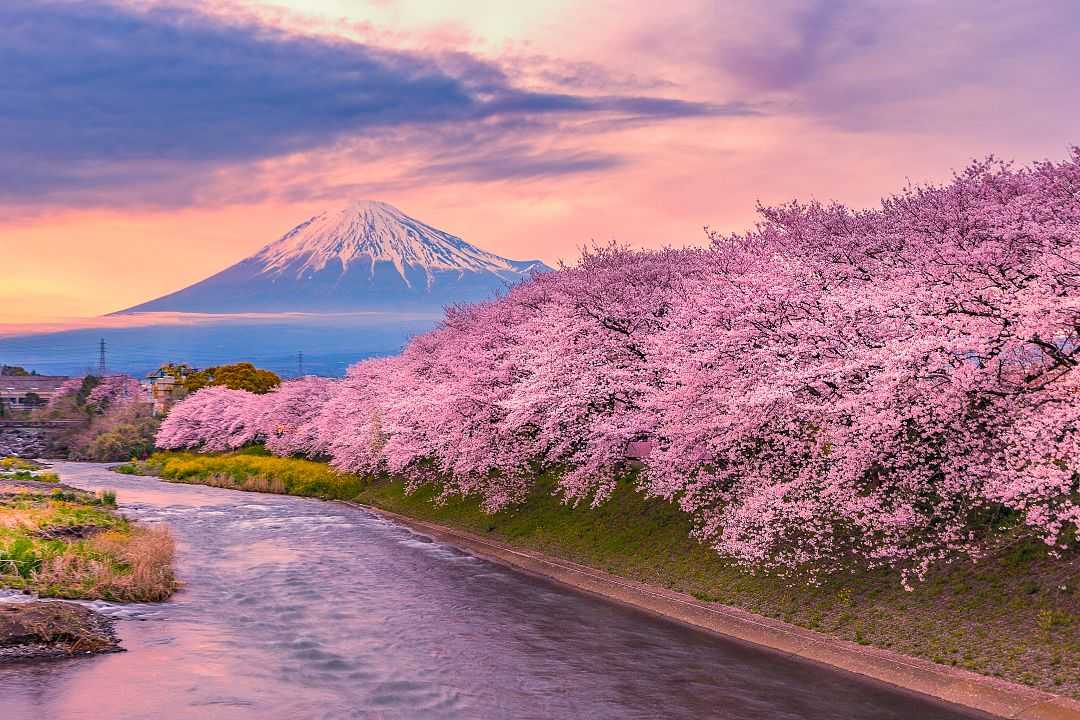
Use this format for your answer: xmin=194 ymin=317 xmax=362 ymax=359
xmin=116 ymin=201 xmax=550 ymax=314
xmin=257 ymin=200 xmax=543 ymax=286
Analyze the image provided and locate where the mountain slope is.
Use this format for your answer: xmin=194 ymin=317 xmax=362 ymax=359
xmin=116 ymin=201 xmax=549 ymax=314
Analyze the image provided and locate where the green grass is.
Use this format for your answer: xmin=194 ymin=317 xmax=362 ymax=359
xmin=0 ymin=469 xmax=60 ymax=483
xmin=122 ymin=450 xmax=360 ymax=500
xmin=0 ymin=488 xmax=177 ymax=602
xmin=1 ymin=458 xmax=59 ymax=483
xmin=0 ymin=457 xmax=40 ymax=471
xmin=122 ymin=450 xmax=1079 ymax=698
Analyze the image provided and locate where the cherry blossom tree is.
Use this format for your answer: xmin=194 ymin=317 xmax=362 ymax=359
xmin=645 ymin=153 xmax=1080 ymax=582
xmin=47 ymin=376 xmax=87 ymax=409
xmin=257 ymin=376 xmax=338 ymax=457
xmin=86 ymin=374 xmax=143 ymax=412
xmin=156 ymin=385 xmax=265 ymax=452
xmin=157 ymin=149 xmax=1080 ymax=585
xmin=316 ymin=358 xmax=397 ymax=475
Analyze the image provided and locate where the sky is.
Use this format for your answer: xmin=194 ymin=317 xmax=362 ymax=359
xmin=2 ymin=0 xmax=1079 ymax=321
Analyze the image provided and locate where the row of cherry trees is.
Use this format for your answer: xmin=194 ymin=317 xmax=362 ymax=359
xmin=157 ymin=151 xmax=1080 ymax=584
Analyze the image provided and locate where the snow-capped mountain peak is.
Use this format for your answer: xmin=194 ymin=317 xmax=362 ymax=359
xmin=115 ymin=201 xmax=549 ymax=314
xmin=253 ymin=200 xmax=542 ymax=288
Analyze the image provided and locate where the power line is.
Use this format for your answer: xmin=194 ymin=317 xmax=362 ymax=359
xmin=98 ymin=338 xmax=107 ymax=376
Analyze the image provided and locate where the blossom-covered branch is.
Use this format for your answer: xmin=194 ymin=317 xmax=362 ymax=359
xmin=157 ymin=149 xmax=1080 ymax=585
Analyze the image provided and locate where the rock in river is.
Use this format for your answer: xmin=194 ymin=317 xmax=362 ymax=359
xmin=0 ymin=601 xmax=121 ymax=663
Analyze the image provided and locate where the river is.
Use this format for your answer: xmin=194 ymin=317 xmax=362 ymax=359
xmin=0 ymin=462 xmax=993 ymax=719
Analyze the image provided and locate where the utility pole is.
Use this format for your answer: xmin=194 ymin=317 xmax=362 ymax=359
xmin=297 ymin=350 xmax=304 ymax=378
xmin=98 ymin=338 xmax=107 ymax=376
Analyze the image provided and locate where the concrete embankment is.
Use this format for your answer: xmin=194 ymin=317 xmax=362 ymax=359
xmin=344 ymin=501 xmax=1080 ymax=720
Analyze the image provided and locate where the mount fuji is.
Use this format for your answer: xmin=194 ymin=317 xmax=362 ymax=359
xmin=116 ymin=201 xmax=550 ymax=314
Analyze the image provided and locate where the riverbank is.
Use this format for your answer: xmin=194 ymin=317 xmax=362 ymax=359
xmin=11 ymin=460 xmax=993 ymax=720
xmin=353 ymin=502 xmax=1079 ymax=720
xmin=119 ymin=451 xmax=1079 ymax=707
xmin=1 ymin=460 xmax=177 ymax=602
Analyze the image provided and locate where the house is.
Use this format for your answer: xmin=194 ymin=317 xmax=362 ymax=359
xmin=0 ymin=375 xmax=71 ymax=410
xmin=144 ymin=365 xmax=195 ymax=415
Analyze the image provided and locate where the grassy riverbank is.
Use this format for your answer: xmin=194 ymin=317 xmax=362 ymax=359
xmin=120 ymin=450 xmax=1079 ymax=698
xmin=1 ymin=460 xmax=177 ymax=602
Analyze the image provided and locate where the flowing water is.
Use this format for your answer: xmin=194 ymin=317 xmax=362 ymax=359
xmin=0 ymin=462 xmax=992 ymax=720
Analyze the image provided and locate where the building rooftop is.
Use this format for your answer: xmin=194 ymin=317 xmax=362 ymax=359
xmin=0 ymin=376 xmax=70 ymax=394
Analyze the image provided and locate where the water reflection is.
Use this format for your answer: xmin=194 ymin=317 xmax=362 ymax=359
xmin=0 ymin=462 xmax=992 ymax=720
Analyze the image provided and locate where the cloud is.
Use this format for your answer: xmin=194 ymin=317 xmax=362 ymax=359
xmin=0 ymin=0 xmax=740 ymax=207
xmin=422 ymin=146 xmax=624 ymax=183
xmin=627 ymin=0 xmax=1080 ymax=135
xmin=717 ymin=0 xmax=878 ymax=94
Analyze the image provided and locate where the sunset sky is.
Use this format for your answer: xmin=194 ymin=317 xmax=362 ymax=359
xmin=3 ymin=0 xmax=1079 ymax=321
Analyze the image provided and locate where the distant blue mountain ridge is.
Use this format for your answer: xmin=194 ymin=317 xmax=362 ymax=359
xmin=116 ymin=200 xmax=549 ymax=314
xmin=2 ymin=201 xmax=550 ymax=377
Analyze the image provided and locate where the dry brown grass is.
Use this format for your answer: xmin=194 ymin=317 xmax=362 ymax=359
xmin=94 ymin=525 xmax=178 ymax=601
xmin=241 ymin=474 xmax=287 ymax=494
xmin=33 ymin=525 xmax=178 ymax=602
xmin=0 ymin=506 xmax=37 ymax=532
xmin=198 ymin=472 xmax=287 ymax=494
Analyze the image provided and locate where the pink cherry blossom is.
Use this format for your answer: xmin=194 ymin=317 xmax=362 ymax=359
xmin=86 ymin=374 xmax=143 ymax=411
xmin=156 ymin=385 xmax=264 ymax=452
xmin=256 ymin=376 xmax=338 ymax=457
xmin=47 ymin=376 xmax=86 ymax=408
xmin=157 ymin=149 xmax=1080 ymax=584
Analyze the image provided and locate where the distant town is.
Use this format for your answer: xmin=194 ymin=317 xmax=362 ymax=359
xmin=0 ymin=358 xmax=281 ymax=460
xmin=3 ymin=362 xmax=192 ymax=417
